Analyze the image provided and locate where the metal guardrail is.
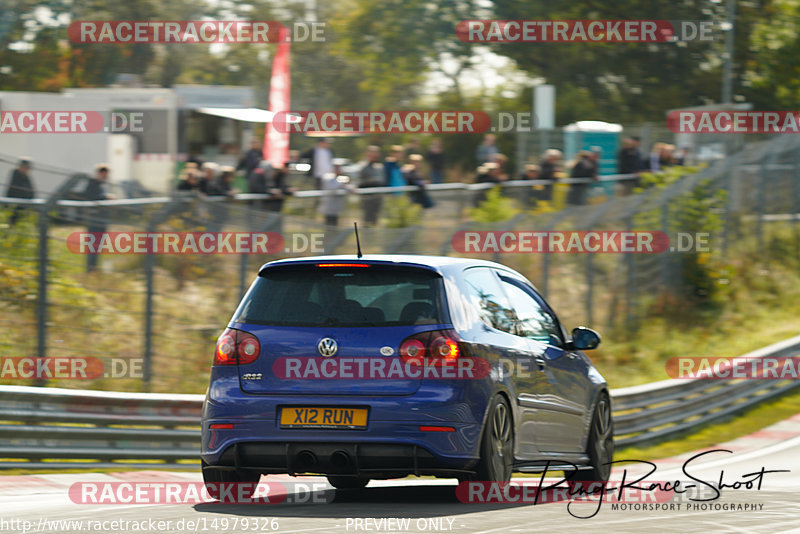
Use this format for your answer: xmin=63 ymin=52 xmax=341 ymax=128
xmin=0 ymin=173 xmax=638 ymax=206
xmin=0 ymin=335 xmax=798 ymax=469
xmin=612 ymin=334 xmax=800 ymax=447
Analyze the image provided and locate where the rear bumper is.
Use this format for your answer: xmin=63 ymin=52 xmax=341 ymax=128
xmin=201 ymin=376 xmax=492 ymax=475
xmin=202 ymin=441 xmax=477 ymax=478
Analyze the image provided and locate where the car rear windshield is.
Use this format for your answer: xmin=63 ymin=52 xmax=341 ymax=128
xmin=232 ymin=264 xmax=447 ymax=327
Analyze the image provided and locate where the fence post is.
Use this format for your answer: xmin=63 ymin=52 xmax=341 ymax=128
xmin=721 ymin=169 xmax=731 ymax=258
xmin=794 ymin=148 xmax=800 ymax=261
xmin=625 ymin=216 xmax=635 ymax=330
xmin=35 ymin=206 xmax=48 ymax=387
xmin=143 ymin=245 xmax=155 ymax=390
xmin=35 ymin=173 xmax=85 ymax=387
xmin=757 ymin=155 xmax=767 ymax=254
xmin=585 ymin=253 xmax=594 ymax=325
xmin=141 ymin=197 xmax=192 ymax=391
xmin=541 ymin=252 xmax=550 ymax=298
xmin=660 ymin=202 xmax=671 ymax=292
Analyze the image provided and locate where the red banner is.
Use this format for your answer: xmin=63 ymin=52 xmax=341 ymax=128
xmin=265 ymin=25 xmax=291 ymax=167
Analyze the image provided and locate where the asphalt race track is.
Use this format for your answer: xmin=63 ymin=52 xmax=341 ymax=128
xmin=2 ymin=414 xmax=800 ymax=534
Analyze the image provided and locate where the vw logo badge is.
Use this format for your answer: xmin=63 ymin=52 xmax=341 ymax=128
xmin=317 ymin=338 xmax=338 ymax=358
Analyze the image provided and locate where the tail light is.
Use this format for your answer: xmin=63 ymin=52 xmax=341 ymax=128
xmin=214 ymin=328 xmax=261 ymax=365
xmin=399 ymin=329 xmax=467 ymax=366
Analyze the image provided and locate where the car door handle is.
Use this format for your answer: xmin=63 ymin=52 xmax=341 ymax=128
xmin=534 ymin=357 xmax=546 ymax=371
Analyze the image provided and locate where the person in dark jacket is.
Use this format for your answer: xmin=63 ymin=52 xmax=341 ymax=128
xmin=425 ymin=138 xmax=445 ymax=184
xmin=473 ymin=161 xmax=504 ymax=206
xmin=404 ymin=154 xmax=434 ymax=209
xmin=83 ymin=164 xmax=115 ymax=272
xmin=617 ymin=137 xmax=643 ymax=195
xmin=237 ymin=138 xmax=263 ymax=186
xmin=567 ymin=150 xmax=599 ymax=205
xmin=536 ymin=149 xmax=563 ymax=202
xmin=5 ymin=158 xmax=35 ymax=226
xmin=264 ymin=161 xmax=295 ymax=214
xmin=358 ymin=146 xmax=385 ymax=226
xmin=617 ymin=137 xmax=643 ymax=174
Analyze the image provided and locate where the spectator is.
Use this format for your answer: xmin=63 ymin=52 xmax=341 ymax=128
xmin=319 ymin=172 xmax=353 ymax=227
xmin=567 ymin=150 xmax=600 ymax=205
xmin=384 ymin=145 xmax=406 ymax=192
xmin=520 ymin=163 xmax=540 ymax=207
xmin=520 ymin=163 xmax=540 ymax=180
xmin=177 ymin=168 xmax=202 ymax=192
xmin=476 ymin=133 xmax=498 ymax=164
xmin=302 ymin=138 xmax=334 ymax=190
xmin=5 ymin=157 xmax=35 ymax=226
xmin=405 ymin=137 xmax=422 ymax=156
xmin=358 ymin=145 xmax=385 ymax=226
xmin=537 ymin=149 xmax=563 ymax=202
xmin=474 ymin=161 xmax=504 ymax=205
xmin=425 ymin=138 xmax=445 ymax=184
xmin=199 ymin=162 xmax=218 ymax=194
xmin=205 ymin=164 xmax=236 ymax=232
xmin=236 ymin=138 xmax=263 ymax=187
xmin=660 ymin=144 xmax=676 ymax=169
xmin=187 ymin=150 xmax=204 ymax=169
xmin=493 ymin=153 xmax=509 ymax=179
xmin=404 ymin=154 xmax=434 ymax=209
xmin=83 ymin=164 xmax=115 ymax=272
xmin=618 ymin=137 xmax=643 ymax=195
xmin=207 ymin=166 xmax=237 ymax=197
xmin=674 ymin=145 xmax=691 ymax=166
xmin=617 ymin=137 xmax=643 ymax=175
xmin=248 ymin=161 xmax=270 ymax=206
xmin=264 ymin=162 xmax=295 ymax=215
xmin=648 ymin=142 xmax=665 ymax=172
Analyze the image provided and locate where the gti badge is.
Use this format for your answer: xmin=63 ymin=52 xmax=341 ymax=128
xmin=317 ymin=337 xmax=338 ymax=358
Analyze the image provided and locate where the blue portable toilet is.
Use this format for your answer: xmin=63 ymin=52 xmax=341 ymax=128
xmin=563 ymin=121 xmax=623 ymax=197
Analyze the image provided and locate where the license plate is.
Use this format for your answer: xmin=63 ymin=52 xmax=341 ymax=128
xmin=280 ymin=407 xmax=368 ymax=430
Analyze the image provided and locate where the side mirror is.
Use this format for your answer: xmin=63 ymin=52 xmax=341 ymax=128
xmin=569 ymin=327 xmax=601 ymax=351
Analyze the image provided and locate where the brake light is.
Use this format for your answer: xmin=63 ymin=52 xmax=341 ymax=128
xmin=399 ymin=329 xmax=464 ymax=365
xmin=214 ymin=328 xmax=261 ymax=365
xmin=317 ymin=263 xmax=370 ymax=267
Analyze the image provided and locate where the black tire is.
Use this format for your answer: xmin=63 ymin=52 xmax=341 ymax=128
xmin=202 ymin=459 xmax=261 ymax=501
xmin=327 ymin=476 xmax=370 ymax=490
xmin=474 ymin=394 xmax=514 ymax=482
xmin=571 ymin=394 xmax=614 ymax=482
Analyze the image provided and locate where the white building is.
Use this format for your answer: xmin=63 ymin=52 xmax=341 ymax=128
xmin=0 ymin=85 xmax=272 ymax=195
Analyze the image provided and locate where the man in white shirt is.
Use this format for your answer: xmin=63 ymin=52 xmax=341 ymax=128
xmin=308 ymin=138 xmax=334 ymax=190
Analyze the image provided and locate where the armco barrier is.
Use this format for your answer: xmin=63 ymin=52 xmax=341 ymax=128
xmin=1 ymin=335 xmax=799 ymax=469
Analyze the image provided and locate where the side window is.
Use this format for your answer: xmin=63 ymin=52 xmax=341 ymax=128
xmin=498 ymin=276 xmax=563 ymax=346
xmin=462 ymin=268 xmax=516 ymax=333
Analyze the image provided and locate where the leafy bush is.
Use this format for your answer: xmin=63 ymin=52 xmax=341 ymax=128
xmin=383 ymin=195 xmax=423 ymax=228
xmin=469 ymin=186 xmax=520 ymax=222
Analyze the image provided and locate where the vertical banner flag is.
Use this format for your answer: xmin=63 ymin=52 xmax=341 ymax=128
xmin=265 ymin=25 xmax=290 ymax=167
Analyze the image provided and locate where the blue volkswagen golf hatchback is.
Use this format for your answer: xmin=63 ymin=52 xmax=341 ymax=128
xmin=201 ymin=255 xmax=612 ymax=492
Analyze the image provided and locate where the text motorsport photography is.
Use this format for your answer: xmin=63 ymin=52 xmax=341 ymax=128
xmin=4 ymin=0 xmax=800 ymax=533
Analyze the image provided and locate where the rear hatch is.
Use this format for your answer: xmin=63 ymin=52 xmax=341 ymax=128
xmin=230 ymin=261 xmax=450 ymax=396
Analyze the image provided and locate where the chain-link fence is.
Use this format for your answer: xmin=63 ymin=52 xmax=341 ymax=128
xmin=1 ymin=133 xmax=798 ymax=393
